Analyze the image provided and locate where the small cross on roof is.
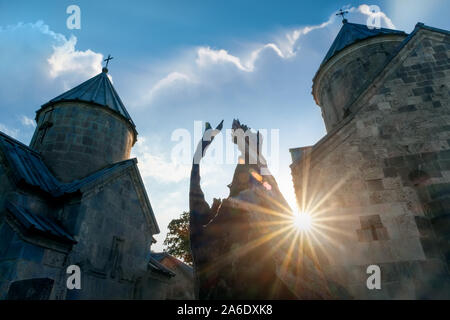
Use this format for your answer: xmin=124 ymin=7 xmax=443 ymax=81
xmin=336 ymin=8 xmax=349 ymax=23
xmin=104 ymin=54 xmax=114 ymax=68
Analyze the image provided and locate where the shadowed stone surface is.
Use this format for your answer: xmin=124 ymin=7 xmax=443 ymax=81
xmin=0 ymin=71 xmax=193 ymax=300
xmin=291 ymin=23 xmax=450 ymax=299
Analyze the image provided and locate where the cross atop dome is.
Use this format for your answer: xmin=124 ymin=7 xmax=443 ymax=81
xmin=102 ymin=54 xmax=114 ymax=73
xmin=336 ymin=8 xmax=349 ymax=24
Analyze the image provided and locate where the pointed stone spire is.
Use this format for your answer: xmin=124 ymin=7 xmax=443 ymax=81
xmin=41 ymin=70 xmax=134 ymax=127
xmin=320 ymin=22 xmax=406 ymax=66
xmin=32 ymin=66 xmax=138 ymax=182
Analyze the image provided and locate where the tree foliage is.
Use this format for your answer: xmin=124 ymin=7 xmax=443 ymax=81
xmin=163 ymin=211 xmax=192 ymax=265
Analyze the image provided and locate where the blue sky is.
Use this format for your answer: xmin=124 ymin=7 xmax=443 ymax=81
xmin=1 ymin=0 xmax=449 ymax=251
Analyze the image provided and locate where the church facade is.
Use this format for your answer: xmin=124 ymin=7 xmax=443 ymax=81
xmin=290 ymin=21 xmax=450 ymax=299
xmin=2 ymin=18 xmax=450 ymax=301
xmin=0 ymin=67 xmax=194 ymax=299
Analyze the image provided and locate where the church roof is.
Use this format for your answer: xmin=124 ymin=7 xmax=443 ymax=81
xmin=0 ymin=131 xmax=61 ymax=194
xmin=0 ymin=130 xmax=133 ymax=196
xmin=148 ymin=254 xmax=176 ymax=277
xmin=62 ymin=159 xmax=137 ymax=194
xmin=150 ymin=252 xmax=193 ymax=275
xmin=41 ymin=69 xmax=135 ymax=127
xmin=300 ymin=23 xmax=450 ymax=168
xmin=0 ymin=130 xmax=159 ymax=234
xmin=321 ymin=21 xmax=407 ymax=66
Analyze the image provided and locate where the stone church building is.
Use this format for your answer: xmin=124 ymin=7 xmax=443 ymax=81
xmin=290 ymin=21 xmax=450 ymax=298
xmin=0 ymin=67 xmax=193 ymax=299
xmin=1 ymin=18 xmax=450 ymax=301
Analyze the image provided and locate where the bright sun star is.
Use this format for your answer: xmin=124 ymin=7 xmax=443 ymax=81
xmin=292 ymin=211 xmax=312 ymax=231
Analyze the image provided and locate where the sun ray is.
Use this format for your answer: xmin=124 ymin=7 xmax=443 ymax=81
xmin=306 ymin=174 xmax=352 ymax=216
xmin=310 ymin=226 xmax=349 ymax=250
xmin=258 ymin=227 xmax=298 ymax=267
xmin=195 ymin=160 xmax=360 ymax=300
xmin=307 ymin=227 xmax=337 ymax=266
xmin=230 ymin=197 xmax=292 ymax=220
xmin=269 ymin=229 xmax=300 ymax=298
xmin=313 ymin=222 xmax=355 ymax=239
xmin=280 ymin=229 xmax=300 ymax=276
xmin=300 ymin=154 xmax=311 ymax=213
xmin=199 ymin=224 xmax=293 ymax=275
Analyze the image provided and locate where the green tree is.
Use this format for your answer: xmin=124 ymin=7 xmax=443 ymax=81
xmin=163 ymin=211 xmax=193 ymax=265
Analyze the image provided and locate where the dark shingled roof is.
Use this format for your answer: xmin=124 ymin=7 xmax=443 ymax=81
xmin=41 ymin=70 xmax=135 ymax=127
xmin=0 ymin=131 xmax=135 ymax=197
xmin=321 ymin=21 xmax=407 ymax=66
xmin=6 ymin=201 xmax=76 ymax=244
xmin=150 ymin=252 xmax=193 ymax=275
xmin=0 ymin=131 xmax=60 ymax=194
xmin=0 ymin=130 xmax=160 ymax=234
xmin=62 ymin=159 xmax=136 ymax=194
xmin=148 ymin=254 xmax=176 ymax=277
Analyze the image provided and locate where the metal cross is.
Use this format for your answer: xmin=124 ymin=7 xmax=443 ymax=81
xmin=336 ymin=8 xmax=349 ymax=22
xmin=104 ymin=54 xmax=114 ymax=68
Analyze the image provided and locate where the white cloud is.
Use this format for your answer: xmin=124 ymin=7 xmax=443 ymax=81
xmin=132 ymin=137 xmax=191 ymax=183
xmin=47 ymin=35 xmax=103 ymax=80
xmin=193 ymin=16 xmax=334 ymax=74
xmin=196 ymin=47 xmax=251 ymax=72
xmin=282 ymin=19 xmax=335 ymax=57
xmin=0 ymin=20 xmax=104 ymax=96
xmin=151 ymin=189 xmax=188 ymax=251
xmin=245 ymin=43 xmax=286 ymax=71
xmin=141 ymin=13 xmax=338 ymax=105
xmin=0 ymin=20 xmax=105 ymax=143
xmin=241 ymin=17 xmax=335 ymax=71
xmin=138 ymin=153 xmax=191 ymax=183
xmin=0 ymin=123 xmax=19 ymax=139
xmin=357 ymin=4 xmax=397 ymax=29
xmin=3 ymin=20 xmax=66 ymax=43
xmin=145 ymin=72 xmax=192 ymax=103
xmin=20 ymin=115 xmax=36 ymax=127
xmin=139 ymin=4 xmax=398 ymax=108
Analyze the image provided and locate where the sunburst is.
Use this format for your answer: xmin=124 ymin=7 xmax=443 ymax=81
xmin=291 ymin=210 xmax=313 ymax=231
xmin=196 ymin=165 xmax=357 ymax=298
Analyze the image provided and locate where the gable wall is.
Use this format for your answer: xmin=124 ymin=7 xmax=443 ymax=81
xmin=64 ymin=169 xmax=155 ymax=299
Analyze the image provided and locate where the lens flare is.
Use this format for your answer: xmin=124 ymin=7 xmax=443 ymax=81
xmin=292 ymin=211 xmax=312 ymax=231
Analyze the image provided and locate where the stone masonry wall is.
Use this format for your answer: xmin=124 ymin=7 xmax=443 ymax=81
xmin=0 ymin=173 xmax=70 ymax=300
xmin=63 ymin=169 xmax=154 ymax=299
xmin=0 ymin=223 xmax=69 ymax=300
xmin=314 ymin=36 xmax=405 ymax=132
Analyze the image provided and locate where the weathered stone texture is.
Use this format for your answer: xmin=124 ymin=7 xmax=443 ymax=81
xmin=65 ymin=170 xmax=153 ymax=299
xmin=30 ymin=102 xmax=135 ymax=182
xmin=313 ymin=35 xmax=406 ymax=131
